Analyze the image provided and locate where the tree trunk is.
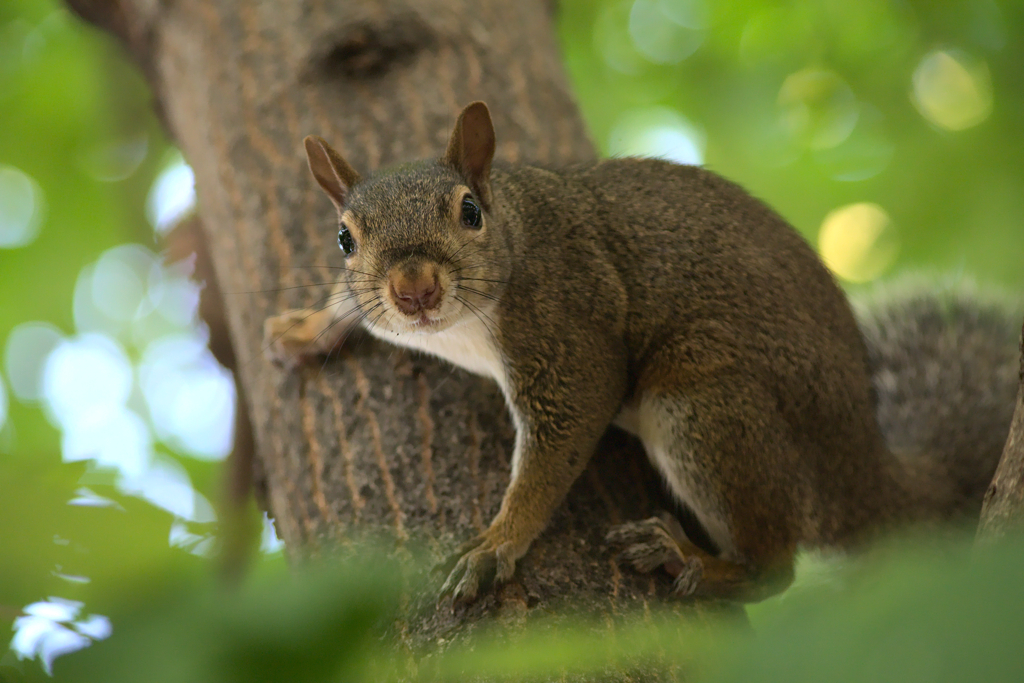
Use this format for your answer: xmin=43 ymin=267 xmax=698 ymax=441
xmin=979 ymin=321 xmax=1024 ymax=543
xmin=66 ymin=0 xmax=704 ymax=648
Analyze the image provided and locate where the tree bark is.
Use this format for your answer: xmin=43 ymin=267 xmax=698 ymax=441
xmin=978 ymin=320 xmax=1024 ymax=543
xmin=66 ymin=0 xmax=704 ymax=649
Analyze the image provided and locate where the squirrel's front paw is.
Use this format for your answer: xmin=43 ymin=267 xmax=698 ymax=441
xmin=263 ymin=307 xmax=340 ymax=367
xmin=438 ymin=532 xmax=519 ymax=606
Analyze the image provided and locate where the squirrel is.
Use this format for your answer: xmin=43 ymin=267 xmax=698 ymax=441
xmin=265 ymin=101 xmax=1020 ymax=604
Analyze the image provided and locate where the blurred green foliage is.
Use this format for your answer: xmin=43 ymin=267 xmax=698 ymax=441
xmin=560 ymin=0 xmax=1024 ymax=287
xmin=14 ymin=532 xmax=1021 ymax=682
xmin=48 ymin=552 xmax=402 ymax=683
xmin=1 ymin=0 xmax=1022 ymax=679
xmin=0 ymin=0 xmax=228 ymax=675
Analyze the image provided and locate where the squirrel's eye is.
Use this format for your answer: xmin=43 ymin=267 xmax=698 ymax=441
xmin=338 ymin=225 xmax=356 ymax=256
xmin=461 ymin=195 xmax=482 ymax=229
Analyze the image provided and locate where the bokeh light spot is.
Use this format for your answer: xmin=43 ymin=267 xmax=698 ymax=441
xmin=146 ymin=151 xmax=196 ymax=233
xmin=140 ymin=335 xmax=235 ymax=460
xmin=778 ymin=68 xmax=859 ymax=150
xmin=148 ymin=265 xmax=202 ymax=329
xmin=911 ymin=49 xmax=992 ymax=131
xmin=42 ymin=334 xmax=133 ymax=431
xmin=68 ymin=487 xmax=123 ymax=509
xmin=12 ymin=598 xmax=110 ymax=675
xmin=71 ymin=614 xmax=112 ymax=640
xmin=169 ymin=519 xmax=217 ymax=556
xmin=818 ymin=202 xmax=899 ymax=283
xmin=0 ymin=165 xmax=45 ymax=249
xmin=61 ymin=406 xmax=153 ymax=479
xmin=118 ymin=456 xmax=211 ymax=522
xmin=608 ymin=107 xmax=705 ymax=165
xmin=628 ymin=0 xmax=706 ymax=65
xmin=4 ymin=322 xmax=64 ymax=401
xmin=53 ymin=572 xmax=91 ymax=585
xmin=91 ymin=245 xmax=156 ymax=323
xmin=261 ymin=512 xmax=285 ymax=554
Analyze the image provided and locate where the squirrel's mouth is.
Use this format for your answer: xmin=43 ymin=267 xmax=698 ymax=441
xmin=397 ymin=309 xmax=452 ymax=334
xmin=410 ymin=313 xmax=440 ymax=328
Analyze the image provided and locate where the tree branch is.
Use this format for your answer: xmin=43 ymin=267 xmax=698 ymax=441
xmin=979 ymin=319 xmax=1024 ymax=542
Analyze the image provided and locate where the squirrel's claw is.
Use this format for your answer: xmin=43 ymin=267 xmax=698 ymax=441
xmin=263 ymin=301 xmax=358 ymax=369
xmin=263 ymin=308 xmax=330 ymax=367
xmin=437 ymin=534 xmax=517 ymax=607
xmin=607 ymin=514 xmax=704 ymax=597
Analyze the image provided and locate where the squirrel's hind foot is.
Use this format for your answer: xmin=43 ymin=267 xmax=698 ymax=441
xmin=607 ymin=514 xmax=704 ymax=597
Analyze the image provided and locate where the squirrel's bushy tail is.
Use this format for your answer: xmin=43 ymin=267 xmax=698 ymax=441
xmin=853 ymin=278 xmax=1021 ymax=518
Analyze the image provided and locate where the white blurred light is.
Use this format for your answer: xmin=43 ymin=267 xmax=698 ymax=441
xmin=91 ymin=245 xmax=156 ymax=322
xmin=911 ymin=49 xmax=992 ymax=131
xmin=12 ymin=619 xmax=89 ymax=675
xmin=261 ymin=512 xmax=285 ymax=554
xmin=53 ymin=572 xmax=91 ymax=585
xmin=140 ymin=335 xmax=235 ymax=460
xmin=74 ymin=245 xmax=166 ymax=335
xmin=12 ymin=598 xmax=110 ymax=675
xmin=148 ymin=269 xmax=202 ymax=328
xmin=117 ymin=456 xmax=214 ymax=522
xmin=4 ymin=322 xmax=64 ymax=401
xmin=609 ymin=107 xmax=705 ymax=165
xmin=23 ymin=598 xmax=80 ymax=623
xmin=61 ymin=407 xmax=153 ymax=479
xmin=68 ymin=487 xmax=124 ymax=509
xmin=169 ymin=519 xmax=216 ymax=556
xmin=42 ymin=334 xmax=133 ymax=431
xmin=72 ymin=264 xmax=107 ymax=334
xmin=146 ymin=151 xmax=196 ymax=233
xmin=73 ymin=615 xmax=112 ymax=640
xmin=629 ymin=0 xmax=706 ymax=64
xmin=0 ymin=165 xmax=45 ymax=248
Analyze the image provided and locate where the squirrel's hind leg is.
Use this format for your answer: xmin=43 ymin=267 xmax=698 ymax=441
xmin=606 ymin=514 xmax=793 ymax=602
xmin=610 ymin=385 xmax=800 ymax=602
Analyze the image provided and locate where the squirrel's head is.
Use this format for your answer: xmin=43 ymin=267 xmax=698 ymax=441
xmin=304 ymin=101 xmax=509 ymax=337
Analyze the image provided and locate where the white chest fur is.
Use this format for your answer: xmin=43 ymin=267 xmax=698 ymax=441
xmin=367 ymin=314 xmax=507 ymax=390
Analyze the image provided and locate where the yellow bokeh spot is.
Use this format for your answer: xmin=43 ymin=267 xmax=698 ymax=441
xmin=818 ymin=202 xmax=899 ymax=283
xmin=911 ymin=50 xmax=993 ymax=131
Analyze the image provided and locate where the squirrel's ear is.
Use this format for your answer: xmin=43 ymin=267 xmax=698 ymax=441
xmin=304 ymin=135 xmax=362 ymax=209
xmin=444 ymin=102 xmax=495 ymax=209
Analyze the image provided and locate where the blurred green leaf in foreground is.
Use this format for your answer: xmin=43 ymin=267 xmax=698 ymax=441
xmin=4 ymin=531 xmax=1015 ymax=683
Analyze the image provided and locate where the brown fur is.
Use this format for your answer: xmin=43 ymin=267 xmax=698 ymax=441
xmin=267 ymin=103 xmax=1018 ymax=604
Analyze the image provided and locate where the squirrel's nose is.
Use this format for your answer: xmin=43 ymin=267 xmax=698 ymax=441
xmin=390 ymin=273 xmax=441 ymax=314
